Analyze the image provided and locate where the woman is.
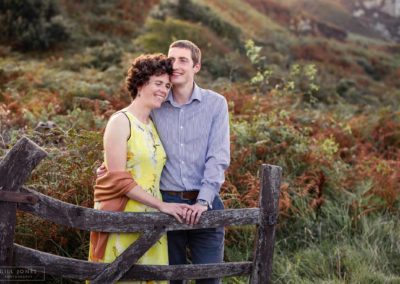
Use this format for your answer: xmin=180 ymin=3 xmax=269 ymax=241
xmin=88 ymin=54 xmax=191 ymax=283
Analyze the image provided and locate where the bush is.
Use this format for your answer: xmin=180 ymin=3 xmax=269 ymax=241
xmin=135 ymin=18 xmax=251 ymax=79
xmin=14 ymin=127 xmax=103 ymax=264
xmin=0 ymin=0 xmax=69 ymax=51
xmin=61 ymin=42 xmax=123 ymax=72
xmin=153 ymin=0 xmax=243 ymax=51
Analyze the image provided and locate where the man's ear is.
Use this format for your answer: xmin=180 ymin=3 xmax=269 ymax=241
xmin=193 ymin=63 xmax=201 ymax=73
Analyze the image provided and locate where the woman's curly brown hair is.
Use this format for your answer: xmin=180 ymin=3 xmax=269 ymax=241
xmin=126 ymin=53 xmax=173 ymax=100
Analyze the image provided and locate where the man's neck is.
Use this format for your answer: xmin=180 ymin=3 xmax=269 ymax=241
xmin=172 ymin=81 xmax=195 ymax=105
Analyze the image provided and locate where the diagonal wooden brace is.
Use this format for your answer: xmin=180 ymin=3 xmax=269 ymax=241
xmin=90 ymin=228 xmax=165 ymax=284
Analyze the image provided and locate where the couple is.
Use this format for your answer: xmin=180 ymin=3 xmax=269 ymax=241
xmin=88 ymin=40 xmax=230 ymax=284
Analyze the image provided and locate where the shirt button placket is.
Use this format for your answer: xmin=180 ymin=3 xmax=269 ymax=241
xmin=179 ymin=108 xmax=185 ymax=186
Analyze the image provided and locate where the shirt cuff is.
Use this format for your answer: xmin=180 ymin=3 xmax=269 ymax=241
xmin=197 ymin=187 xmax=216 ymax=208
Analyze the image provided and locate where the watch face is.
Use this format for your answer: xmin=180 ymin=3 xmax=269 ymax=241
xmin=197 ymin=200 xmax=208 ymax=206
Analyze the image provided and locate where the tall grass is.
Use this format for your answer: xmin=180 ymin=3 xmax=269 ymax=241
xmin=1 ymin=2 xmax=399 ymax=283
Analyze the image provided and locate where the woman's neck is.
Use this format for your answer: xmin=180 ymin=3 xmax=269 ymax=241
xmin=125 ymin=100 xmax=151 ymax=124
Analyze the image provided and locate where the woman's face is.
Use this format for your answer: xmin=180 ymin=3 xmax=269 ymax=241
xmin=138 ymin=74 xmax=171 ymax=109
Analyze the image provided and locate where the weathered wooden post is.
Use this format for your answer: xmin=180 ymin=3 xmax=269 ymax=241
xmin=0 ymin=137 xmax=47 ymax=282
xmin=250 ymin=164 xmax=282 ymax=284
xmin=1 ymin=137 xmax=282 ymax=282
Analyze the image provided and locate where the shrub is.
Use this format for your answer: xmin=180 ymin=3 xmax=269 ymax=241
xmin=13 ymin=127 xmax=103 ymax=264
xmin=84 ymin=42 xmax=123 ymax=71
xmin=153 ymin=0 xmax=243 ymax=51
xmin=0 ymin=0 xmax=70 ymax=51
xmin=135 ymin=18 xmax=247 ymax=78
xmin=60 ymin=42 xmax=123 ymax=71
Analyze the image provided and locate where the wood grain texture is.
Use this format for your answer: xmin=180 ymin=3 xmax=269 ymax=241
xmin=18 ymin=186 xmax=260 ymax=232
xmin=13 ymin=244 xmax=252 ymax=281
xmin=91 ymin=229 xmax=165 ymax=283
xmin=0 ymin=137 xmax=46 ymax=282
xmin=250 ymin=164 xmax=282 ymax=284
xmin=1 ymin=138 xmax=280 ymax=284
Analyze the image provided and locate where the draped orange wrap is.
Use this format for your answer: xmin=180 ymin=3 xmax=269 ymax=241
xmin=89 ymin=171 xmax=137 ymax=262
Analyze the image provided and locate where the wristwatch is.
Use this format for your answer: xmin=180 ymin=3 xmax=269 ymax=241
xmin=196 ymin=199 xmax=210 ymax=208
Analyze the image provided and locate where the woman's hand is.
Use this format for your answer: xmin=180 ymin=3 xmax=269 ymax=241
xmin=96 ymin=164 xmax=107 ymax=178
xmin=158 ymin=202 xmax=193 ymax=223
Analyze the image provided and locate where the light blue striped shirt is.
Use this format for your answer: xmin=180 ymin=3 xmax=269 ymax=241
xmin=151 ymin=83 xmax=230 ymax=204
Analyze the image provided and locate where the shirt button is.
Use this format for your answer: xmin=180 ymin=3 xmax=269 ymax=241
xmin=181 ymin=160 xmax=184 ymax=164
xmin=180 ymin=143 xmax=183 ymax=147
xmin=180 ymin=126 xmax=183 ymax=129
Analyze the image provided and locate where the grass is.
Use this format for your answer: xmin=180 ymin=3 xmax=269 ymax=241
xmin=1 ymin=1 xmax=399 ymax=283
xmin=272 ymin=213 xmax=400 ymax=283
xmin=199 ymin=0 xmax=291 ymax=40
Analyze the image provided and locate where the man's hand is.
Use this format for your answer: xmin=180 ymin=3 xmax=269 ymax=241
xmin=96 ymin=164 xmax=107 ymax=178
xmin=185 ymin=203 xmax=208 ymax=225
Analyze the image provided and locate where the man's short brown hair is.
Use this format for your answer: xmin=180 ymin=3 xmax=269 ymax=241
xmin=169 ymin=40 xmax=201 ymax=66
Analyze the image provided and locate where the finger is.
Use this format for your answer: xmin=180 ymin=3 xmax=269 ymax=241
xmin=190 ymin=210 xmax=198 ymax=226
xmin=186 ymin=210 xmax=193 ymax=225
xmin=173 ymin=212 xmax=182 ymax=223
xmin=183 ymin=208 xmax=189 ymax=220
xmin=194 ymin=210 xmax=202 ymax=224
xmin=183 ymin=204 xmax=192 ymax=209
xmin=179 ymin=208 xmax=185 ymax=219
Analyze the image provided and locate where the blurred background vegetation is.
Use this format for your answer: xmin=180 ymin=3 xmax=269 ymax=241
xmin=0 ymin=0 xmax=399 ymax=283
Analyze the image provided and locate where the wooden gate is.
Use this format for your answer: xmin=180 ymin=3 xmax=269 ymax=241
xmin=0 ymin=137 xmax=281 ymax=283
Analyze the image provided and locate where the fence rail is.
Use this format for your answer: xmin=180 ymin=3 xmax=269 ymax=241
xmin=0 ymin=137 xmax=282 ymax=283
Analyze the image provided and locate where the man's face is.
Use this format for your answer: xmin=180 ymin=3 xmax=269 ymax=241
xmin=168 ymin=47 xmax=200 ymax=86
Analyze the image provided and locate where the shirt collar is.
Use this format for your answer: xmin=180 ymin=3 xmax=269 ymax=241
xmin=166 ymin=82 xmax=202 ymax=106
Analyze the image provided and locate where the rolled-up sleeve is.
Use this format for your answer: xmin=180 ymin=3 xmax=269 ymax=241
xmin=198 ymin=97 xmax=230 ymax=204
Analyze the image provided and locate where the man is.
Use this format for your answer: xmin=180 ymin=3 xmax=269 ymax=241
xmin=98 ymin=40 xmax=230 ymax=283
xmin=152 ymin=40 xmax=230 ymax=284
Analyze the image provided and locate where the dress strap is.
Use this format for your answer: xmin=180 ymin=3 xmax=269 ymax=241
xmin=114 ymin=111 xmax=131 ymax=141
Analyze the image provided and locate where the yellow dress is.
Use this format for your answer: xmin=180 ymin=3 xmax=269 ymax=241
xmin=89 ymin=111 xmax=168 ymax=284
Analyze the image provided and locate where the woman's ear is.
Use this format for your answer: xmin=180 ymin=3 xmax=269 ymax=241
xmin=136 ymin=85 xmax=143 ymax=97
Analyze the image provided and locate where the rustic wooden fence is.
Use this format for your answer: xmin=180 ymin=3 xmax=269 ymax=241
xmin=0 ymin=137 xmax=282 ymax=283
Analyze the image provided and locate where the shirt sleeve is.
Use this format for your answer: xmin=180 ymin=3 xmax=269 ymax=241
xmin=198 ymin=97 xmax=230 ymax=205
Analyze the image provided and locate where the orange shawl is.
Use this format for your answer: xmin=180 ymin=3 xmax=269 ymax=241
xmin=89 ymin=171 xmax=137 ymax=262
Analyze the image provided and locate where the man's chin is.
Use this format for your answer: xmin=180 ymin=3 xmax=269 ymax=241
xmin=171 ymin=79 xmax=184 ymax=86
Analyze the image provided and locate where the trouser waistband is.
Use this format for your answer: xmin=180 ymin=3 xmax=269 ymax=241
xmin=161 ymin=190 xmax=199 ymax=200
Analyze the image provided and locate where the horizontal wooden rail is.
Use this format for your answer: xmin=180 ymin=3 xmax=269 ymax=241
xmin=13 ymin=244 xmax=252 ymax=281
xmin=1 ymin=138 xmax=281 ymax=283
xmin=18 ymin=186 xmax=260 ymax=232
